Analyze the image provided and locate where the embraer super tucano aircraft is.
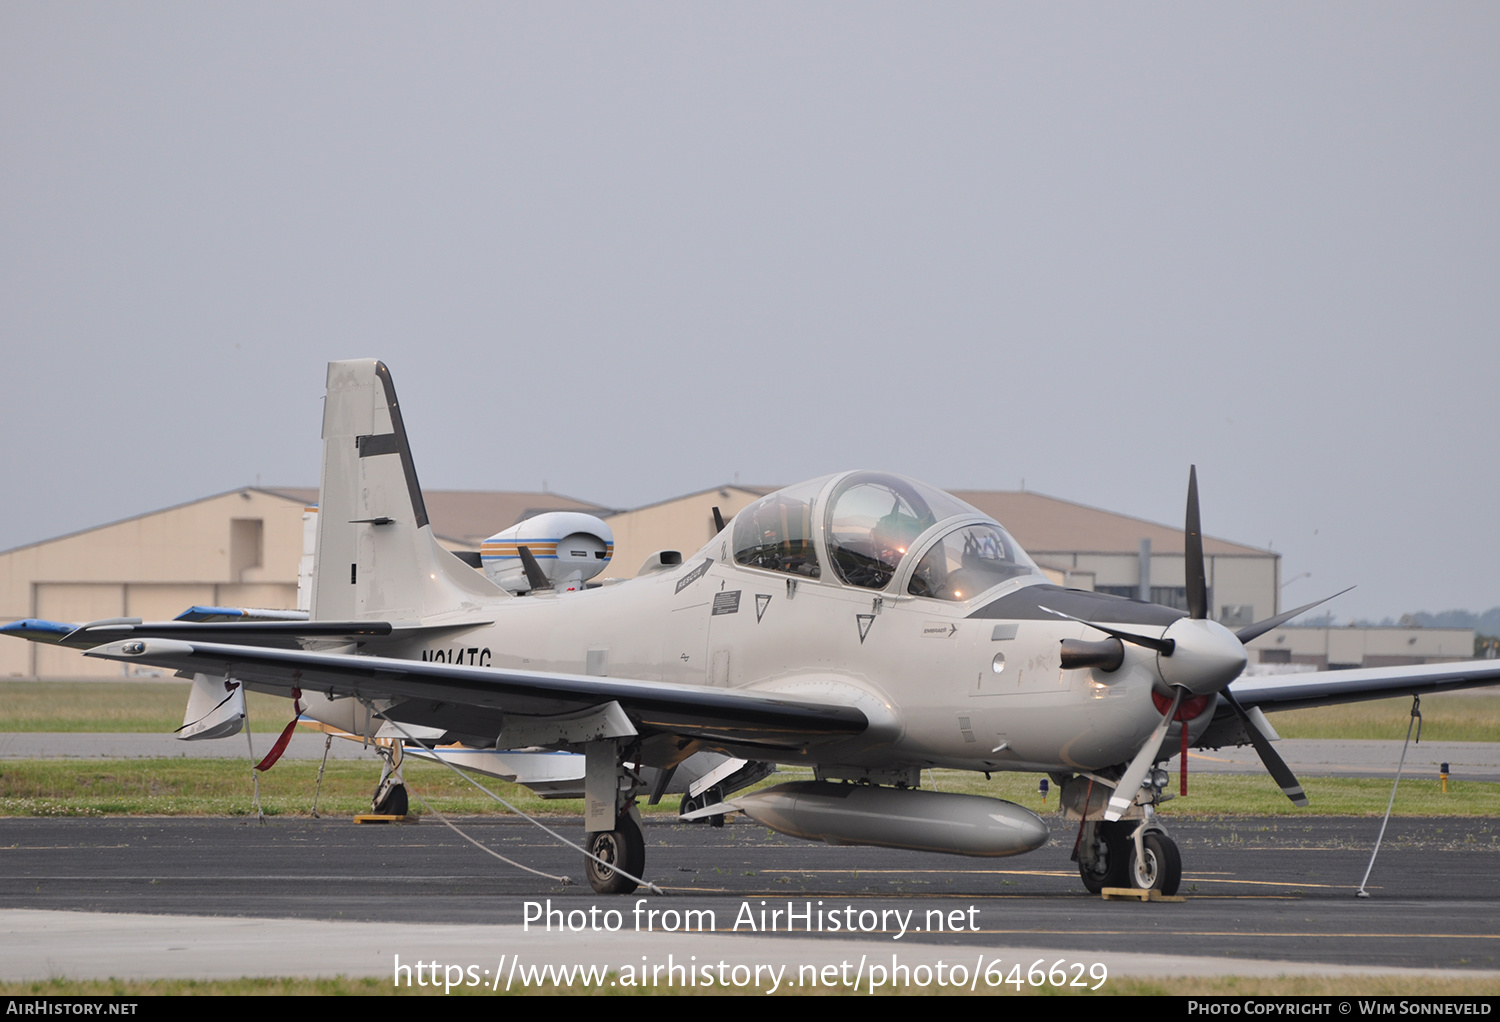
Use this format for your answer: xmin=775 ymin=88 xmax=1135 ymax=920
xmin=11 ymin=360 xmax=1498 ymax=895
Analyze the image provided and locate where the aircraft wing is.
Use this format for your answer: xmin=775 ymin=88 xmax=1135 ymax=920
xmin=81 ymin=638 xmax=869 ymax=750
xmin=1230 ymin=659 xmax=1500 ymax=713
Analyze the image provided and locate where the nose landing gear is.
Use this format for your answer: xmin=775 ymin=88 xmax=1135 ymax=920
xmin=1066 ymin=774 xmax=1182 ymax=897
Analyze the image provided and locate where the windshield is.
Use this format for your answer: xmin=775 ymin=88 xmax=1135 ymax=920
xmin=730 ymin=477 xmax=828 ymax=578
xmin=907 ymin=522 xmax=1043 ymax=601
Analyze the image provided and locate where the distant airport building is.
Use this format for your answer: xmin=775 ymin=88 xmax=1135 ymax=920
xmin=1244 ymin=625 xmax=1475 ymax=670
xmin=0 ymin=487 xmax=611 ymax=679
xmin=0 ymin=483 xmax=1472 ymax=678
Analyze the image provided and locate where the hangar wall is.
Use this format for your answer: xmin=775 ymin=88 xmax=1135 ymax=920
xmin=0 ymin=489 xmax=306 ymax=678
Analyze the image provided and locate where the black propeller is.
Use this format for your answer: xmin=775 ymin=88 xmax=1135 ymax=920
xmin=1222 ymin=689 xmax=1309 ymax=807
xmin=1235 ymin=588 xmax=1354 ymax=645
xmin=1096 ymin=466 xmax=1345 ymax=819
xmin=1185 ymin=465 xmax=1208 ymax=620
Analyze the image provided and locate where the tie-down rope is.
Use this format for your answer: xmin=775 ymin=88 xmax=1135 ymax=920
xmin=364 ymin=702 xmax=664 ymax=895
xmin=1356 ymin=694 xmax=1422 ymax=898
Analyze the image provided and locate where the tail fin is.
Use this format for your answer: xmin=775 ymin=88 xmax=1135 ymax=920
xmin=311 ymin=359 xmax=505 ymax=622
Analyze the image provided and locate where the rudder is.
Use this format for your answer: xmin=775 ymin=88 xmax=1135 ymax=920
xmin=312 ymin=359 xmax=503 ymax=622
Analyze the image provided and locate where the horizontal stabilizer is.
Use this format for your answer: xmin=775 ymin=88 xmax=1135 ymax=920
xmin=0 ymin=619 xmax=77 ymax=645
xmin=5 ymin=617 xmax=492 ymax=652
xmin=63 ymin=619 xmax=396 ymax=650
xmin=173 ymin=606 xmax=311 ymax=623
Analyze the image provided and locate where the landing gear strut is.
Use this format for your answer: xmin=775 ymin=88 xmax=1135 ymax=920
xmin=372 ymin=745 xmax=408 ymax=817
xmin=584 ymin=738 xmax=648 ymax=893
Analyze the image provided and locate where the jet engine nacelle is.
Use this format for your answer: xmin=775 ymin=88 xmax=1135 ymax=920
xmin=733 ymin=781 xmax=1049 ymax=857
xmin=481 ymin=512 xmax=615 ymax=593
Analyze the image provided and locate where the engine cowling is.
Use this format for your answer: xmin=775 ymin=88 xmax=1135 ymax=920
xmin=480 ymin=512 xmax=614 ymax=593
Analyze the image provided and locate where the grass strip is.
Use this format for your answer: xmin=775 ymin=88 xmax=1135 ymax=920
xmin=0 ymin=681 xmax=292 ymax=733
xmin=0 ymin=759 xmax=1495 ymax=818
xmin=4 ymin=684 xmax=1499 ymax=741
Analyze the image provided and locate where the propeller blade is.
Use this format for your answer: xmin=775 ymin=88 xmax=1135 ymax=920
xmin=1039 ymin=606 xmax=1175 ymax=656
xmin=1104 ymin=688 xmax=1183 ymax=821
xmin=1222 ymin=689 xmax=1309 ymax=807
xmin=517 ymin=545 xmax=552 ymax=592
xmin=1234 ymin=587 xmax=1355 ymax=645
xmin=1185 ymin=466 xmax=1208 ymax=620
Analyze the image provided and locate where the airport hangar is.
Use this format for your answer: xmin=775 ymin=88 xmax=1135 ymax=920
xmin=0 ymin=483 xmax=1473 ymax=679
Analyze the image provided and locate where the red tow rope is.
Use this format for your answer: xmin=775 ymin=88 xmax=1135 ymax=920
xmin=1180 ymin=718 xmax=1189 ymax=796
xmin=254 ymin=688 xmax=304 ymax=772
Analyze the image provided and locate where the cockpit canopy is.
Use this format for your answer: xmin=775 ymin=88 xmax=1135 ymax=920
xmin=730 ymin=471 xmax=1043 ymax=602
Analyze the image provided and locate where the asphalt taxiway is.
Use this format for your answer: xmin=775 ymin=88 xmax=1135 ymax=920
xmin=1 ymin=814 xmax=1497 ymax=983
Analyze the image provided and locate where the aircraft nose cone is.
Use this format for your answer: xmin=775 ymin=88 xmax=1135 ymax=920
xmin=1157 ymin=618 xmax=1246 ymax=696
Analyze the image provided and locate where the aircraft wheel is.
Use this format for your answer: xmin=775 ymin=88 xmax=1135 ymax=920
xmin=1078 ymin=821 xmax=1129 ymax=894
xmin=705 ymin=786 xmax=726 ymax=828
xmin=586 ymin=815 xmax=646 ymax=895
xmin=1129 ymin=832 xmax=1181 ymax=896
xmin=373 ymin=780 xmax=408 ymax=817
xmin=679 ymin=792 xmax=704 ymax=822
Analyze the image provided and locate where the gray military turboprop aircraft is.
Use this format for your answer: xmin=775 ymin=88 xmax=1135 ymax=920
xmin=19 ymin=360 xmax=1500 ymax=895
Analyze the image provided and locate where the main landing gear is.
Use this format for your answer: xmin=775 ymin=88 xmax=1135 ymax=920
xmin=678 ymin=785 xmax=726 ymax=827
xmin=372 ymin=745 xmax=408 ymax=817
xmin=583 ymin=739 xmax=649 ymax=894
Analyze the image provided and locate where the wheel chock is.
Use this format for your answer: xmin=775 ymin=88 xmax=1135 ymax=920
xmin=1100 ymin=887 xmax=1184 ymax=902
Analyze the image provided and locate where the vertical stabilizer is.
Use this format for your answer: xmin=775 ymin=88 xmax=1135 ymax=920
xmin=312 ymin=360 xmax=504 ymax=622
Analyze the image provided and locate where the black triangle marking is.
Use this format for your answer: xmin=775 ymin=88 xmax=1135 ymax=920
xmin=755 ymin=593 xmax=772 ymax=623
xmin=856 ymin=614 xmax=875 ymax=644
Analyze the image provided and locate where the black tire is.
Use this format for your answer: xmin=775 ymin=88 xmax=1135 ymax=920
xmin=373 ymin=781 xmax=408 ymax=817
xmin=1129 ymin=832 xmax=1182 ymax=896
xmin=1078 ymin=821 xmax=1129 ymax=894
xmin=679 ymin=793 xmax=703 ymax=821
xmin=586 ymin=815 xmax=646 ymax=895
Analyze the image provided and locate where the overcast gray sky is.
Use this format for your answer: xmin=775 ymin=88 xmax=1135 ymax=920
xmin=3 ymin=4 xmax=1496 ymax=622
